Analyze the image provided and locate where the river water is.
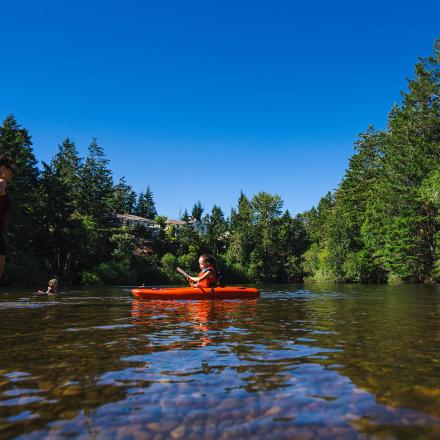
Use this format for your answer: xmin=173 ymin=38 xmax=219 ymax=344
xmin=1 ymin=284 xmax=440 ymax=439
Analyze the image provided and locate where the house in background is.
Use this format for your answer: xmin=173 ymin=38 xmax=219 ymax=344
xmin=189 ymin=219 xmax=208 ymax=235
xmin=115 ymin=214 xmax=160 ymax=234
xmin=165 ymin=219 xmax=187 ymax=231
xmin=114 ymin=215 xmax=208 ymax=236
xmin=165 ymin=219 xmax=208 ymax=235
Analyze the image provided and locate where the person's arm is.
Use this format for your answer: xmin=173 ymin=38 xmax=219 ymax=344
xmin=177 ymin=267 xmax=194 ymax=283
xmin=189 ymin=270 xmax=212 ymax=283
xmin=0 ymin=180 xmax=6 ymax=196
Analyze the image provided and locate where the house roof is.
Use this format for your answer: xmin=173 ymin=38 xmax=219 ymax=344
xmin=165 ymin=219 xmax=187 ymax=225
xmin=116 ymin=214 xmax=156 ymax=224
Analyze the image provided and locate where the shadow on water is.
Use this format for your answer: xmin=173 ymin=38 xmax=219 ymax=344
xmin=0 ymin=284 xmax=440 ymax=438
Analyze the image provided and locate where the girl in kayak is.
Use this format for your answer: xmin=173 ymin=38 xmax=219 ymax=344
xmin=188 ymin=254 xmax=219 ymax=288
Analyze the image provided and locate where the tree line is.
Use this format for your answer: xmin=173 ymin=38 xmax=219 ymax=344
xmin=1 ymin=39 xmax=439 ymax=286
xmin=303 ymin=39 xmax=440 ymax=283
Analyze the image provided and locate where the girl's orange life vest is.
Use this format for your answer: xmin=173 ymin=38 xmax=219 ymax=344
xmin=197 ymin=266 xmax=218 ymax=287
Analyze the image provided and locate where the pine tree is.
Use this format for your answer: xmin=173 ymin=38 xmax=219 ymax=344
xmin=79 ymin=138 xmax=113 ymax=225
xmin=0 ymin=115 xmax=45 ymax=282
xmin=180 ymin=209 xmax=191 ymax=222
xmin=363 ymin=41 xmax=440 ymax=282
xmin=250 ymin=192 xmax=283 ymax=281
xmin=278 ymin=211 xmax=309 ymax=282
xmin=40 ymin=162 xmax=78 ymax=278
xmin=226 ymin=192 xmax=255 ymax=274
xmin=206 ymin=204 xmax=228 ymax=254
xmin=112 ymin=177 xmax=136 ymax=214
xmin=327 ymin=127 xmax=384 ymax=281
xmin=302 ymin=192 xmax=336 ymax=281
xmin=191 ymin=200 xmax=204 ymax=221
xmin=51 ymin=138 xmax=83 ymax=209
xmin=136 ymin=186 xmax=157 ymax=219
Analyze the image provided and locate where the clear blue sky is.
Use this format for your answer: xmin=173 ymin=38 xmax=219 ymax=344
xmin=1 ymin=0 xmax=439 ymax=218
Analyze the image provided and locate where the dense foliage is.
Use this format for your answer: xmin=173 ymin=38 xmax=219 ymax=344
xmin=303 ymin=39 xmax=440 ymax=283
xmin=1 ymin=39 xmax=439 ymax=286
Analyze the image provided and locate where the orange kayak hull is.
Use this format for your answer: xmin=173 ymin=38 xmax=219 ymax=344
xmin=131 ymin=286 xmax=260 ymax=300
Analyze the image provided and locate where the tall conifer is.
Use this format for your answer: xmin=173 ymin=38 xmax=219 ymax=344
xmin=52 ymin=138 xmax=83 ymax=209
xmin=136 ymin=186 xmax=157 ymax=219
xmin=113 ymin=177 xmax=136 ymax=214
xmin=79 ymin=138 xmax=113 ymax=225
xmin=0 ymin=115 xmax=44 ymax=281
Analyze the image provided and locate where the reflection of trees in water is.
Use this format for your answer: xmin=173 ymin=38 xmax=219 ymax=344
xmin=3 ymin=286 xmax=440 ymax=438
xmin=131 ymin=298 xmax=259 ymax=347
xmin=0 ymin=298 xmax=143 ymax=438
xmin=131 ymin=293 xmax=440 ymax=439
xmin=213 ymin=296 xmax=317 ymax=393
xmin=302 ymin=283 xmax=440 ymax=418
xmin=132 ymin=298 xmax=299 ymax=391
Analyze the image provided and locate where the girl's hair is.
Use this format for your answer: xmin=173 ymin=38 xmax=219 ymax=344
xmin=200 ymin=254 xmax=217 ymax=267
xmin=48 ymin=278 xmax=58 ymax=287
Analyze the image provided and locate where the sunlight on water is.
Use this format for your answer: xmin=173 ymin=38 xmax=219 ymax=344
xmin=1 ymin=284 xmax=440 ymax=439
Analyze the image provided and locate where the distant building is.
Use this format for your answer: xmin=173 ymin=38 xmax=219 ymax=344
xmin=189 ymin=219 xmax=208 ymax=235
xmin=165 ymin=219 xmax=187 ymax=231
xmin=115 ymin=214 xmax=160 ymax=232
xmin=115 ymin=215 xmax=208 ymax=236
xmin=165 ymin=218 xmax=208 ymax=235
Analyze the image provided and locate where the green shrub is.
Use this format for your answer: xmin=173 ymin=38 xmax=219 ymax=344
xmin=81 ymin=270 xmax=103 ymax=285
xmin=284 ymin=256 xmax=304 ymax=282
xmin=81 ymin=261 xmax=136 ymax=285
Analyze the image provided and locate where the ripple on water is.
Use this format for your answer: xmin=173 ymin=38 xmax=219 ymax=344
xmin=3 ymin=372 xmax=33 ymax=383
xmin=3 ymin=285 xmax=440 ymax=439
xmin=6 ymin=410 xmax=39 ymax=423
xmin=0 ymin=302 xmax=55 ymax=309
xmin=64 ymin=324 xmax=134 ymax=332
xmin=22 ymin=358 xmax=440 ymax=440
xmin=3 ymin=388 xmax=42 ymax=397
xmin=0 ymin=396 xmax=44 ymax=407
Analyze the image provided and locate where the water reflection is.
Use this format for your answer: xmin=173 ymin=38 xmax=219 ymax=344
xmin=131 ymin=298 xmax=259 ymax=348
xmin=0 ymin=286 xmax=440 ymax=438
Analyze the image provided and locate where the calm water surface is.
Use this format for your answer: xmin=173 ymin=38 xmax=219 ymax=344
xmin=1 ymin=284 xmax=440 ymax=439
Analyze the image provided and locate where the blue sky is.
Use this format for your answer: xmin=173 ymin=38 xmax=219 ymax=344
xmin=1 ymin=0 xmax=439 ymax=218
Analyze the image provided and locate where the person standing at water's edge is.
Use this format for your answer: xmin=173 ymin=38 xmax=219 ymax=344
xmin=0 ymin=157 xmax=14 ymax=279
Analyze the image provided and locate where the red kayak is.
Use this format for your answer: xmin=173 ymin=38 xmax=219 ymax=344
xmin=131 ymin=286 xmax=260 ymax=300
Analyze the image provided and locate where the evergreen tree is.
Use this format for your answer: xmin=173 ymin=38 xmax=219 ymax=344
xmin=226 ymin=192 xmax=255 ymax=275
xmin=191 ymin=200 xmax=204 ymax=221
xmin=327 ymin=127 xmax=385 ymax=281
xmin=301 ymin=39 xmax=440 ymax=283
xmin=112 ymin=176 xmax=136 ymax=214
xmin=180 ymin=209 xmax=191 ymax=222
xmin=0 ymin=115 xmax=45 ymax=282
xmin=136 ymin=186 xmax=157 ymax=219
xmin=51 ymin=138 xmax=83 ymax=209
xmin=362 ymin=41 xmax=440 ymax=282
xmin=250 ymin=192 xmax=283 ymax=281
xmin=419 ymin=167 xmax=440 ymax=279
xmin=206 ymin=204 xmax=228 ymax=254
xmin=278 ymin=211 xmax=309 ymax=282
xmin=302 ymin=192 xmax=336 ymax=281
xmin=79 ymin=138 xmax=113 ymax=225
xmin=40 ymin=162 xmax=79 ymax=279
